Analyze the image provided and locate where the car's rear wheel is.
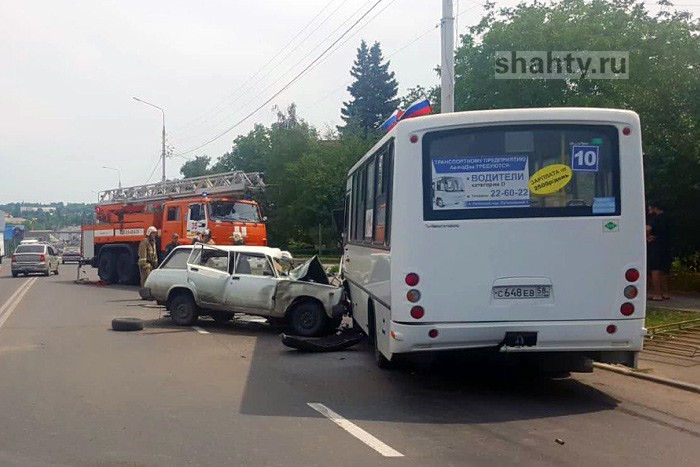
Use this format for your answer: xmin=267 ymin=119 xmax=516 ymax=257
xmin=289 ymin=301 xmax=328 ymax=337
xmin=98 ymin=252 xmax=118 ymax=283
xmin=170 ymin=294 xmax=198 ymax=326
xmin=11 ymin=272 xmax=18 ymax=278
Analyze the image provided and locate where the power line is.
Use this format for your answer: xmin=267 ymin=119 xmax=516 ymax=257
xmin=172 ymin=0 xmax=386 ymax=158
xmin=171 ymin=0 xmax=342 ymax=136
xmin=170 ymin=0 xmax=373 ymax=150
xmin=181 ymin=0 xmax=378 ymax=140
xmin=304 ymin=2 xmax=482 ymax=112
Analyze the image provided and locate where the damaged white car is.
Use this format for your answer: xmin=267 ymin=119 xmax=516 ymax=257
xmin=144 ymin=245 xmax=346 ymax=336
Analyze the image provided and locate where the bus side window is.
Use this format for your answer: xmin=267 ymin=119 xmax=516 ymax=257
xmin=364 ymin=155 xmax=376 ymax=241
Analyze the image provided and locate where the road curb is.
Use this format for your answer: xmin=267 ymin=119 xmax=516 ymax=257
xmin=593 ymin=362 xmax=700 ymax=394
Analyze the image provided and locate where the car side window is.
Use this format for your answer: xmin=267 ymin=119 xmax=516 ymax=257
xmin=161 ymin=249 xmax=192 ymax=270
xmin=190 ymin=248 xmax=228 ymax=273
xmin=235 ymin=253 xmax=274 ymax=276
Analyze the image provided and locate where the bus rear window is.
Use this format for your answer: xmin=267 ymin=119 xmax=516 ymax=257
xmin=423 ymin=124 xmax=620 ymax=220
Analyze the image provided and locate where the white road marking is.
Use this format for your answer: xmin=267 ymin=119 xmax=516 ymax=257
xmin=0 ymin=278 xmax=38 ymax=330
xmin=307 ymin=403 xmax=404 ymax=457
xmin=192 ymin=326 xmax=210 ymax=334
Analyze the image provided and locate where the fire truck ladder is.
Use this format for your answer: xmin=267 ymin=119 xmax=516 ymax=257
xmin=98 ymin=171 xmax=264 ymax=205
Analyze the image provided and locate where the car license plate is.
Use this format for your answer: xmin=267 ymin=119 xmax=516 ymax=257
xmin=492 ymin=285 xmax=551 ymax=300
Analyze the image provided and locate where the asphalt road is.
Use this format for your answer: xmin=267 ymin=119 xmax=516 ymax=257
xmin=0 ymin=264 xmax=699 ymax=466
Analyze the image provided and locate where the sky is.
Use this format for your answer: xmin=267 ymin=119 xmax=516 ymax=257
xmin=1 ymin=0 xmax=698 ymax=203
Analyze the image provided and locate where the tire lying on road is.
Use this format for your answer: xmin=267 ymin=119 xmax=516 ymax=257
xmin=111 ymin=317 xmax=144 ymax=332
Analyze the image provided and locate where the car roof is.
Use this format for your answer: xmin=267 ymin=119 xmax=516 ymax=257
xmin=174 ymin=244 xmax=290 ymax=260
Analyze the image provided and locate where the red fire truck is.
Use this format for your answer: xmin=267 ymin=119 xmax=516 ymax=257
xmin=82 ymin=171 xmax=266 ymax=284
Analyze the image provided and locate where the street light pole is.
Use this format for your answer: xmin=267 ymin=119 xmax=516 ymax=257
xmin=440 ymin=0 xmax=455 ymax=113
xmin=133 ymin=97 xmax=166 ymax=192
xmin=101 ymin=166 xmax=122 ymax=188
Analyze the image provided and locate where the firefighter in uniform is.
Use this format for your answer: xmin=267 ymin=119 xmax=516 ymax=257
xmin=201 ymin=228 xmax=216 ymax=245
xmin=138 ymin=226 xmax=159 ymax=288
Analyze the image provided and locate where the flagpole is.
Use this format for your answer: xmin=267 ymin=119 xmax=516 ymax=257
xmin=440 ymin=0 xmax=455 ymax=113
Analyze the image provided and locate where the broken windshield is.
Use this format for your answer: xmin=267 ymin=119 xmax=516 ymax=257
xmin=209 ymin=201 xmax=260 ymax=223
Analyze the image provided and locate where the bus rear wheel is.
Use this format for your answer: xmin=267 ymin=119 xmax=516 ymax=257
xmin=369 ymin=306 xmax=392 ymax=369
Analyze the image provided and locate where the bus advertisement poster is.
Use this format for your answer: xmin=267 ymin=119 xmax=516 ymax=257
xmin=431 ymin=155 xmax=530 ymax=209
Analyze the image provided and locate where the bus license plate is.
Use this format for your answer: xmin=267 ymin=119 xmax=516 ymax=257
xmin=492 ymin=285 xmax=551 ymax=300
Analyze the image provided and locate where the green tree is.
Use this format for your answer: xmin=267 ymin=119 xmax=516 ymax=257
xmin=339 ymin=40 xmax=399 ymax=137
xmin=451 ymin=0 xmax=700 ymax=255
xmin=179 ymin=155 xmax=212 ymax=178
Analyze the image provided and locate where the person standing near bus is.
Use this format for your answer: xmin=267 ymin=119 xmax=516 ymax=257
xmin=138 ymin=226 xmax=159 ymax=288
xmin=647 ymin=203 xmax=671 ymax=301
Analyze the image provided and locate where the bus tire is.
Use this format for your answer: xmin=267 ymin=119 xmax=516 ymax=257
xmin=368 ymin=304 xmax=392 ymax=369
xmin=436 ymin=197 xmax=444 ymax=208
xmin=98 ymin=252 xmax=118 ymax=284
xmin=116 ymin=251 xmax=137 ymax=285
xmin=170 ymin=293 xmax=198 ymax=326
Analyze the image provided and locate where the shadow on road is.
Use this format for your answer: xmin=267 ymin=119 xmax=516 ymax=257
xmin=235 ymin=332 xmax=619 ymax=425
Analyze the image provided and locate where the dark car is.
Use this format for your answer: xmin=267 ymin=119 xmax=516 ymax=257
xmin=61 ymin=248 xmax=83 ymax=264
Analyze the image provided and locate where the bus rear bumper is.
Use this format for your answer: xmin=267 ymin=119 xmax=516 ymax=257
xmin=389 ymin=319 xmax=645 ymax=355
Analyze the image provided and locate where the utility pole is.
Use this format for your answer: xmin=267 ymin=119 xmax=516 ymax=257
xmin=440 ymin=0 xmax=455 ymax=113
xmin=133 ymin=97 xmax=166 ymax=192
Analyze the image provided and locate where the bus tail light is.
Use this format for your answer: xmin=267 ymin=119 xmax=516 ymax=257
xmin=622 ymin=127 xmax=631 ymax=136
xmin=39 ymin=254 xmax=46 ymax=262
xmin=11 ymin=255 xmax=16 ymax=263
xmin=405 ymin=273 xmax=419 ymax=286
xmin=428 ymin=329 xmax=438 ymax=338
xmin=620 ymin=302 xmax=635 ymax=316
xmin=410 ymin=306 xmax=424 ymax=319
xmin=606 ymin=324 xmax=617 ymax=334
xmin=407 ymin=289 xmax=421 ymax=303
xmin=624 ymin=286 xmax=638 ymax=299
xmin=625 ymin=268 xmax=640 ymax=282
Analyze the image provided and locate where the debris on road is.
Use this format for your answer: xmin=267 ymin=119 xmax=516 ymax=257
xmin=111 ymin=318 xmax=144 ymax=332
xmin=555 ymin=438 xmax=565 ymax=445
xmin=281 ymin=329 xmax=363 ymax=352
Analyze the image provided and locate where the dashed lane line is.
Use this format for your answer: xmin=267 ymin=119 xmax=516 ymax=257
xmin=307 ymin=403 xmax=404 ymax=457
xmin=0 ymin=278 xmax=38 ymax=330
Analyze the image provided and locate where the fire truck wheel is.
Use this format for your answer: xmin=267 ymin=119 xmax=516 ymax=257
xmin=111 ymin=317 xmax=144 ymax=332
xmin=98 ymin=252 xmax=118 ymax=284
xmin=116 ymin=251 xmax=137 ymax=285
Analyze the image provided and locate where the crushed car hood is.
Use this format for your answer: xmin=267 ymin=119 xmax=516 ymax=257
xmin=288 ymin=256 xmax=329 ymax=285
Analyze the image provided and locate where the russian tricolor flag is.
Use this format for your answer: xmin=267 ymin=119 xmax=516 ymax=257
xmin=380 ymin=109 xmax=404 ymax=132
xmin=399 ymin=98 xmax=432 ymax=121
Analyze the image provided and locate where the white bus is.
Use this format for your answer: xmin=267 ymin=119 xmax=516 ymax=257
xmin=342 ymin=108 xmax=646 ymax=372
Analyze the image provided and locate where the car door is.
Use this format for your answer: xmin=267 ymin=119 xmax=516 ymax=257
xmin=223 ymin=253 xmax=277 ymax=313
xmin=186 ymin=203 xmax=208 ymax=240
xmin=186 ymin=245 xmax=230 ymax=307
xmin=47 ymin=246 xmax=57 ymax=269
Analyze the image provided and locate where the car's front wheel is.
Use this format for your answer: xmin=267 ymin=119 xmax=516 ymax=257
xmin=170 ymin=294 xmax=199 ymax=326
xmin=289 ymin=301 xmax=328 ymax=337
xmin=11 ymin=271 xmax=18 ymax=278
